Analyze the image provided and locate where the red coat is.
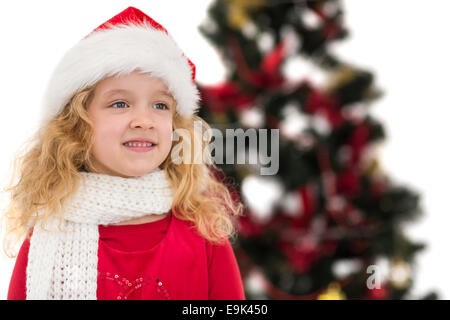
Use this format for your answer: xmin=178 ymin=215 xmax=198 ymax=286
xmin=7 ymin=210 xmax=246 ymax=300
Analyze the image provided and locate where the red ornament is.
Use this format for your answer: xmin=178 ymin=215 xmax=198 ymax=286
xmin=367 ymin=283 xmax=388 ymax=300
xmin=336 ymin=169 xmax=361 ymax=199
xmin=228 ymin=36 xmax=286 ymax=89
xmin=237 ymin=210 xmax=265 ymax=237
xmin=304 ymin=90 xmax=344 ymax=128
xmin=279 ymin=238 xmax=320 ymax=273
xmin=348 ymin=123 xmax=370 ymax=165
xmin=323 ymin=22 xmax=340 ymax=40
xmin=200 ymin=81 xmax=257 ymax=113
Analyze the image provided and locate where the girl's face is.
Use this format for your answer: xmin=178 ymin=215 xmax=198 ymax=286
xmin=86 ymin=70 xmax=175 ymax=178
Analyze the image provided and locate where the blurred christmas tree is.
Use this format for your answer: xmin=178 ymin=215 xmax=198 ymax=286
xmin=197 ymin=0 xmax=437 ymax=299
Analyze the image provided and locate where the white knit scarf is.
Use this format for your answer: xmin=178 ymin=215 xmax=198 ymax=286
xmin=26 ymin=167 xmax=174 ymax=300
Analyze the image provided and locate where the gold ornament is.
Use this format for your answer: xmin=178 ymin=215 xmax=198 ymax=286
xmin=389 ymin=259 xmax=411 ymax=289
xmin=226 ymin=0 xmax=266 ymax=30
xmin=323 ymin=65 xmax=357 ymax=95
xmin=212 ymin=111 xmax=230 ymax=124
xmin=365 ymin=158 xmax=379 ymax=176
xmin=324 ymin=65 xmax=382 ymax=101
xmin=317 ymin=282 xmax=347 ymax=300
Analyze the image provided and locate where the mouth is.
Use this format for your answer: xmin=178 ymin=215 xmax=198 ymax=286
xmin=122 ymin=142 xmax=157 ymax=152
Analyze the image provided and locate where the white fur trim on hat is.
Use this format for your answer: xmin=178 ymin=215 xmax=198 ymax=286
xmin=39 ymin=20 xmax=200 ymax=125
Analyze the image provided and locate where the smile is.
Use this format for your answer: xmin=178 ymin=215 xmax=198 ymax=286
xmin=122 ymin=143 xmax=156 ymax=153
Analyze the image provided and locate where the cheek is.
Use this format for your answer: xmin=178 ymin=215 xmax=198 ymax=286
xmin=92 ymin=118 xmax=124 ymax=149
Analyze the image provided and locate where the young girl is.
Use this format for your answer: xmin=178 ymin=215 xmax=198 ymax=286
xmin=2 ymin=6 xmax=245 ymax=300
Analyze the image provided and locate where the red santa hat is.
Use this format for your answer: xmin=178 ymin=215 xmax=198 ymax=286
xmin=39 ymin=6 xmax=200 ymax=125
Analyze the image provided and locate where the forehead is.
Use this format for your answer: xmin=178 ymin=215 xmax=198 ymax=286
xmin=102 ymin=88 xmax=174 ymax=101
xmin=95 ymin=71 xmax=174 ymax=100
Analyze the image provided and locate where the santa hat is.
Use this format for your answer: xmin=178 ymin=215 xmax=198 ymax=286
xmin=39 ymin=6 xmax=200 ymax=125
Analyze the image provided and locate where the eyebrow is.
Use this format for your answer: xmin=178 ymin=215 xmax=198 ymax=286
xmin=102 ymin=89 xmax=175 ymax=101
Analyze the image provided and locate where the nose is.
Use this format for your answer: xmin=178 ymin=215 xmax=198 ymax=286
xmin=130 ymin=106 xmax=155 ymax=129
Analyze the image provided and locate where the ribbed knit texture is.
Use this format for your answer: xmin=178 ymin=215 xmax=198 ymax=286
xmin=26 ymin=167 xmax=174 ymax=300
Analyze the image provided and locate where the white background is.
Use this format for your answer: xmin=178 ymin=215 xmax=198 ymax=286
xmin=0 ymin=0 xmax=448 ymax=299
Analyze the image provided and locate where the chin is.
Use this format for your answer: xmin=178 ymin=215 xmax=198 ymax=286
xmin=123 ymin=167 xmax=159 ymax=178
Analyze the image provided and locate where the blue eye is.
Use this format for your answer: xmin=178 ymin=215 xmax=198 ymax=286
xmin=110 ymin=101 xmax=168 ymax=110
xmin=111 ymin=101 xmax=128 ymax=109
xmin=154 ymin=103 xmax=169 ymax=110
